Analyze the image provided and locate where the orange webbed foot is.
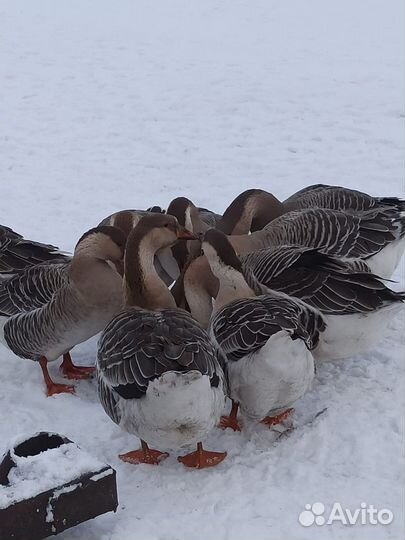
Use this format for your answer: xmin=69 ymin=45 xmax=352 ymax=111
xmin=47 ymin=382 xmax=75 ymax=397
xmin=60 ymin=353 xmax=95 ymax=380
xmin=218 ymin=401 xmax=241 ymax=431
xmin=261 ymin=408 xmax=294 ymax=427
xmin=178 ymin=443 xmax=227 ymax=469
xmin=119 ymin=441 xmax=169 ymax=465
xmin=61 ymin=364 xmax=96 ymax=380
xmin=39 ymin=356 xmax=75 ymax=397
xmin=218 ymin=415 xmax=242 ymax=432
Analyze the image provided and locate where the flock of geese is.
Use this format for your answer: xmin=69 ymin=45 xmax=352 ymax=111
xmin=1 ymin=183 xmax=404 ymax=469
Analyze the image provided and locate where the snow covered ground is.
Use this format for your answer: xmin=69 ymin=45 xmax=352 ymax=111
xmin=1 ymin=0 xmax=404 ymax=538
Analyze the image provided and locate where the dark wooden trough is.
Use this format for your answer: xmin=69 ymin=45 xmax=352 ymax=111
xmin=0 ymin=432 xmax=118 ymax=540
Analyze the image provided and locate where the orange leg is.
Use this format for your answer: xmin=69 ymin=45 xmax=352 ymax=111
xmin=39 ymin=357 xmax=75 ymax=397
xmin=119 ymin=440 xmax=169 ymax=465
xmin=219 ymin=401 xmax=242 ymax=431
xmin=261 ymin=408 xmax=294 ymax=427
xmin=60 ymin=352 xmax=95 ymax=380
xmin=178 ymin=442 xmax=227 ymax=469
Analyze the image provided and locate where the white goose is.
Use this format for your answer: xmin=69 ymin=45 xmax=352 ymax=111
xmin=179 ymin=232 xmax=405 ymax=362
xmin=0 ymin=226 xmax=126 ymax=396
xmin=200 ymin=229 xmax=326 ymax=431
xmin=97 ymin=214 xmax=227 ymax=468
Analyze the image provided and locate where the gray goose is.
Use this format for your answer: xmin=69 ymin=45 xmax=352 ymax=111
xmin=225 ymin=186 xmax=405 ymax=277
xmin=165 ymin=193 xmax=404 ymax=278
xmin=200 ymin=229 xmax=325 ymax=431
xmin=97 ymin=214 xmax=227 ymax=468
xmin=227 ymin=207 xmax=403 ymax=278
xmin=0 ymin=226 xmax=126 ymax=396
xmin=179 ymin=231 xmax=404 ymax=361
xmin=0 ymin=224 xmax=69 ymax=274
xmin=219 ymin=185 xmax=405 ymax=235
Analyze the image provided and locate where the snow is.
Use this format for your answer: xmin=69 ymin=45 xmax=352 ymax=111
xmin=0 ymin=438 xmax=105 ymax=509
xmin=0 ymin=0 xmax=404 ymax=539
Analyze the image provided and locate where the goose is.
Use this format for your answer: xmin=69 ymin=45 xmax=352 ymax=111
xmin=96 ymin=214 xmax=227 ymax=468
xmin=180 ymin=231 xmax=405 ymax=362
xmin=224 ymin=186 xmax=405 ymax=276
xmin=219 ymin=185 xmax=405 ymax=234
xmin=0 ymin=224 xmax=69 ymax=274
xmin=0 ymin=230 xmax=126 ymax=318
xmin=240 ymin=245 xmax=405 ymax=360
xmin=99 ymin=208 xmax=182 ymax=285
xmin=227 ymin=207 xmax=403 ymax=278
xmin=165 ymin=193 xmax=404 ymax=278
xmin=0 ymin=226 xmax=126 ymax=396
xmin=198 ymin=229 xmax=325 ymax=431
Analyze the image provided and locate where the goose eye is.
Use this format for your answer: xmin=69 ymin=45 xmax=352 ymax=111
xmin=200 ymin=248 xmax=204 ymax=256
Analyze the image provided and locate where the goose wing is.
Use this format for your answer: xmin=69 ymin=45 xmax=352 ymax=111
xmin=97 ymin=308 xmax=224 ymax=403
xmin=265 ymin=208 xmax=397 ymax=259
xmin=242 ymin=246 xmax=403 ymax=315
xmin=1 ymin=285 xmax=76 ymax=360
xmin=284 ymin=185 xmax=405 ymax=220
xmin=210 ymin=294 xmax=325 ymax=362
xmin=0 ymin=225 xmax=69 ymax=274
xmin=283 ymin=184 xmax=376 ymax=212
xmin=0 ymin=262 xmax=69 ymax=316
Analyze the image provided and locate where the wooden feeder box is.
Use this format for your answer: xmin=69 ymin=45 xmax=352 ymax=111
xmin=0 ymin=432 xmax=118 ymax=540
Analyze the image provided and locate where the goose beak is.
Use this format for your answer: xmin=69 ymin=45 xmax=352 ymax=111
xmin=176 ymin=227 xmax=197 ymax=240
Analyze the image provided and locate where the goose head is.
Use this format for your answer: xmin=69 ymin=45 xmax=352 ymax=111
xmin=74 ymin=225 xmax=127 ymax=263
xmin=219 ymin=189 xmax=285 ymax=234
xmin=167 ymin=197 xmax=207 ymax=234
xmin=129 ymin=213 xmax=196 ymax=251
xmin=202 ymin=229 xmax=244 ymax=278
xmin=166 ymin=197 xmax=206 ymax=269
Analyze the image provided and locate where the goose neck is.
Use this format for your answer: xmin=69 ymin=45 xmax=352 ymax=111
xmin=219 ymin=190 xmax=285 ymax=235
xmin=124 ymin=229 xmax=176 ymax=310
xmin=183 ymin=256 xmax=219 ymax=328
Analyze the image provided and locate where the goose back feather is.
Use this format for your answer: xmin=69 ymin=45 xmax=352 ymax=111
xmin=283 ymin=184 xmax=405 ymax=220
xmin=98 ymin=307 xmax=224 ymax=404
xmin=0 ymin=225 xmax=69 ymax=274
xmin=263 ymin=208 xmax=398 ymax=260
xmin=210 ymin=292 xmax=325 ymax=363
xmin=241 ymin=246 xmax=404 ymax=315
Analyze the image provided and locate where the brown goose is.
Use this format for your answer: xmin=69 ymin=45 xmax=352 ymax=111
xmin=96 ymin=214 xmax=227 ymax=468
xmin=0 ymin=226 xmax=126 ymax=396
xmin=99 ymin=208 xmax=181 ymax=285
